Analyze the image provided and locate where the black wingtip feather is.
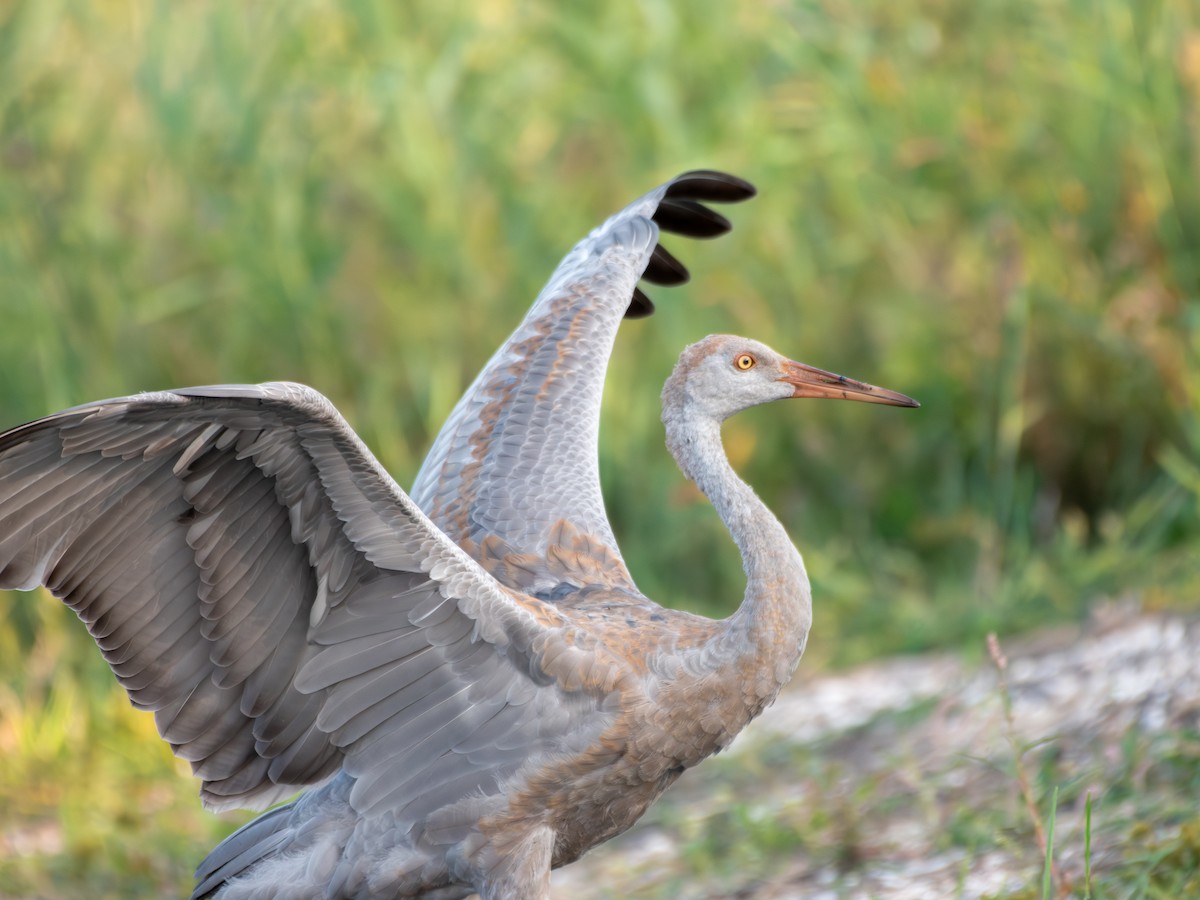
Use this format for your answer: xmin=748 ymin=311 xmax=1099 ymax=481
xmin=624 ymin=287 xmax=655 ymax=319
xmin=627 ymin=170 xmax=754 ymax=319
xmin=664 ymin=170 xmax=757 ymax=203
xmin=640 ymin=244 xmax=690 ymax=287
xmin=652 ymin=198 xmax=732 ymax=239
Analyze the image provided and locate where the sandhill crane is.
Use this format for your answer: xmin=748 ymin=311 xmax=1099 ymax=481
xmin=0 ymin=171 xmax=917 ymax=899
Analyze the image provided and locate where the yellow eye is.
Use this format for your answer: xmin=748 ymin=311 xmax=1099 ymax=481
xmin=734 ymin=353 xmax=756 ymax=371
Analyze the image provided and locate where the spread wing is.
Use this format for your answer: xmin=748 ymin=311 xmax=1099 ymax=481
xmin=0 ymin=385 xmax=620 ymax=819
xmin=411 ymin=171 xmax=755 ymax=596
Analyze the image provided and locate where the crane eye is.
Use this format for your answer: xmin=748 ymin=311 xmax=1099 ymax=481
xmin=734 ymin=353 xmax=756 ymax=371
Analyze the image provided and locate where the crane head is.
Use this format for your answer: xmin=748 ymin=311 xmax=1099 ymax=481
xmin=663 ymin=334 xmax=919 ymax=425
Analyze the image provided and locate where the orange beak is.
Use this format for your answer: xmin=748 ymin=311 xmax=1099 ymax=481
xmin=778 ymin=360 xmax=919 ymax=408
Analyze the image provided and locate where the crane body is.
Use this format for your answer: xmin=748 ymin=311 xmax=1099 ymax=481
xmin=0 ymin=173 xmax=916 ymax=899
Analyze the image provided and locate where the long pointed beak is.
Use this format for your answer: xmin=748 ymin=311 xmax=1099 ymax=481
xmin=778 ymin=360 xmax=920 ymax=407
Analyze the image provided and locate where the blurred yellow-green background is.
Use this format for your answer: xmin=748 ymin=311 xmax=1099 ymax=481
xmin=1 ymin=0 xmax=1197 ymax=895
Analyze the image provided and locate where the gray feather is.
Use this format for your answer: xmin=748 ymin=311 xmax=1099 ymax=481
xmin=0 ymin=383 xmax=586 ymax=827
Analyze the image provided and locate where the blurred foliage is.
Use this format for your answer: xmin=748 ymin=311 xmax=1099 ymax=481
xmin=0 ymin=0 xmax=1198 ymax=895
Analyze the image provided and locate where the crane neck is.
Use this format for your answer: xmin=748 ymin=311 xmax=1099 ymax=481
xmin=662 ymin=401 xmax=813 ymax=698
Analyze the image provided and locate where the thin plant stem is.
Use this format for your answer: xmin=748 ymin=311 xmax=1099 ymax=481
xmin=1042 ymin=786 xmax=1058 ymax=900
xmin=1083 ymin=791 xmax=1093 ymax=899
xmin=987 ymin=633 xmax=1070 ymax=897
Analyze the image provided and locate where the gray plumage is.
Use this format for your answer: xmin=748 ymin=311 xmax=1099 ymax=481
xmin=0 ymin=172 xmax=916 ymax=899
xmin=411 ymin=172 xmax=753 ymax=596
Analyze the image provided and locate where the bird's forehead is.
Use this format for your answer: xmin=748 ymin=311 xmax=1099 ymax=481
xmin=702 ymin=335 xmax=777 ymax=361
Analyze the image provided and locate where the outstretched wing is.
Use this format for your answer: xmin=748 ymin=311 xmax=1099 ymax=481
xmin=0 ymin=385 xmax=619 ymax=820
xmin=411 ymin=171 xmax=755 ymax=596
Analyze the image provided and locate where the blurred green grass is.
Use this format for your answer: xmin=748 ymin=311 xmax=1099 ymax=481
xmin=0 ymin=0 xmax=1198 ymax=895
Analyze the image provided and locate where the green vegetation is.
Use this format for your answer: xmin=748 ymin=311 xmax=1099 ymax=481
xmin=587 ymin=719 xmax=1200 ymax=899
xmin=1 ymin=0 xmax=1197 ymax=895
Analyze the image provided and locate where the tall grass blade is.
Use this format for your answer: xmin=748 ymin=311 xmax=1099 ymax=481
xmin=1042 ymin=786 xmax=1059 ymax=900
xmin=1084 ymin=790 xmax=1093 ymax=900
